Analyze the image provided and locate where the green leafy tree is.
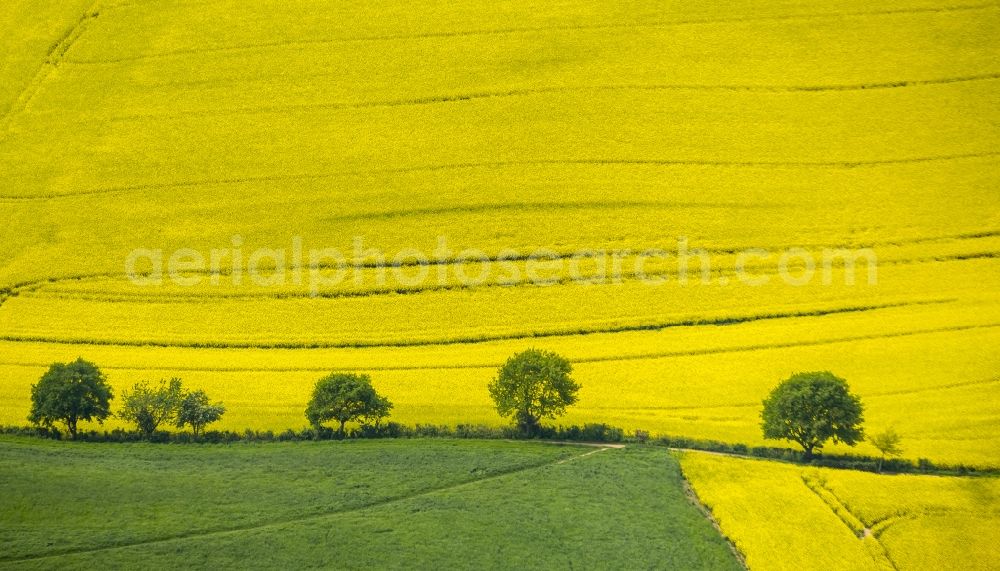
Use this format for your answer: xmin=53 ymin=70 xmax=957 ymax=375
xmin=119 ymin=378 xmax=185 ymax=438
xmin=28 ymin=358 xmax=113 ymax=439
xmin=360 ymin=394 xmax=393 ymax=429
xmin=305 ymin=373 xmax=393 ymax=436
xmin=176 ymin=389 xmax=226 ymax=438
xmin=870 ymin=428 xmax=903 ymax=473
xmin=488 ymin=349 xmax=580 ymax=435
xmin=761 ymin=371 xmax=865 ymax=459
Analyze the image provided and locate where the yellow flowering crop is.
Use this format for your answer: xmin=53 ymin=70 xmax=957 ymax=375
xmin=682 ymin=452 xmax=1000 ymax=570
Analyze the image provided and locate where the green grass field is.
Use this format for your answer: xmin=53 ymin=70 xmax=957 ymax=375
xmin=1 ymin=0 xmax=998 ymax=468
xmin=0 ymin=437 xmax=740 ymax=569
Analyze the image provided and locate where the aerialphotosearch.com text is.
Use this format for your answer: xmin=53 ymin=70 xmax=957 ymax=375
xmin=125 ymin=235 xmax=878 ymax=296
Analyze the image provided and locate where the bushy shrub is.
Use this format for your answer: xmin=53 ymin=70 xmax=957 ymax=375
xmin=0 ymin=423 xmax=991 ymax=476
xmin=552 ymin=423 xmax=624 ymax=442
xmin=305 ymin=373 xmax=392 ymax=436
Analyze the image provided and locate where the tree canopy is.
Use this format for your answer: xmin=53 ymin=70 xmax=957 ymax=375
xmin=176 ymin=389 xmax=226 ymax=437
xmin=870 ymin=428 xmax=904 ymax=472
xmin=28 ymin=358 xmax=114 ymax=439
xmin=760 ymin=371 xmax=864 ymax=459
xmin=488 ymin=349 xmax=580 ymax=435
xmin=305 ymin=373 xmax=392 ymax=436
xmin=119 ymin=378 xmax=185 ymax=438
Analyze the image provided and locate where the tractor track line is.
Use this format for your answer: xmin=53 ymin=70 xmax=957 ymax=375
xmin=590 ymin=375 xmax=1000 ymax=414
xmin=0 ymin=2 xmax=101 ymax=138
xmin=70 ymin=2 xmax=1000 ymax=64
xmin=3 ymin=153 xmax=1000 ymax=201
xmin=1 ymin=228 xmax=996 ymax=291
xmin=0 ymin=299 xmax=954 ymax=350
xmin=16 ymin=251 xmax=999 ymax=305
xmin=1 ymin=323 xmax=998 ymax=374
xmin=97 ymin=74 xmax=1000 ymax=123
xmin=800 ymin=475 xmax=900 ymax=569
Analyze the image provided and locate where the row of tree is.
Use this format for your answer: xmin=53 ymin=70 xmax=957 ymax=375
xmin=301 ymin=349 xmax=580 ymax=438
xmin=27 ymin=349 xmax=580 ymax=441
xmin=28 ymin=353 xmax=904 ymax=470
xmin=28 ymin=358 xmax=224 ymax=439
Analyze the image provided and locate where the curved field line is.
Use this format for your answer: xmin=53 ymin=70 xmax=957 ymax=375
xmin=11 ymin=230 xmax=1000 ymax=289
xmin=70 ymin=2 xmax=1000 ymax=64
xmin=0 ymin=2 xmax=101 ymax=137
xmin=99 ymin=74 xmax=1000 ymax=123
xmin=576 ymin=324 xmax=1000 ymax=368
xmin=144 ymin=63 xmax=1000 ymax=91
xmin=800 ymin=474 xmax=865 ymax=534
xmin=0 ymin=299 xmax=956 ymax=349
xmin=322 ymin=199 xmax=790 ymax=222
xmin=580 ymin=378 xmax=1000 ymax=413
xmin=800 ymin=475 xmax=900 ymax=569
xmin=3 ymin=153 xmax=999 ymax=201
xmin=0 ymin=445 xmax=599 ymax=564
xmin=16 ymin=251 xmax=998 ymax=305
xmin=0 ymin=324 xmax=997 ymax=374
xmin=1 ymin=231 xmax=995 ymax=297
xmin=585 ymin=375 xmax=1000 ymax=415
xmin=870 ymin=513 xmax=919 ymax=538
xmin=866 ymin=375 xmax=1000 ymax=397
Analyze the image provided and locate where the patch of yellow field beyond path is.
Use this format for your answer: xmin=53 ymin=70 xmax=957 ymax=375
xmin=681 ymin=452 xmax=1000 ymax=570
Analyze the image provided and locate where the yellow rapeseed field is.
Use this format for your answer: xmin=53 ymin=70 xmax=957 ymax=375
xmin=3 ymin=1 xmax=998 ymax=566
xmin=681 ymin=452 xmax=1000 ymax=570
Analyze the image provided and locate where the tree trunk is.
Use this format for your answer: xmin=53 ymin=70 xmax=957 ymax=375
xmin=67 ymin=417 xmax=77 ymax=440
xmin=878 ymin=455 xmax=884 ymax=473
xmin=338 ymin=420 xmax=346 ymax=438
xmin=802 ymin=444 xmax=814 ymax=461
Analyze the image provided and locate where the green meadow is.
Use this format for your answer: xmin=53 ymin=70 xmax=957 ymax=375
xmin=0 ymin=438 xmax=739 ymax=569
